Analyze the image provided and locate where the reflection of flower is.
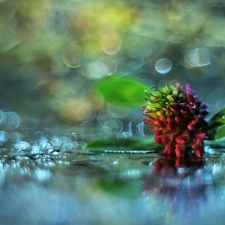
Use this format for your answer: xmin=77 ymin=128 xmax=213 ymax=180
xmin=143 ymin=83 xmax=208 ymax=158
xmin=143 ymin=158 xmax=208 ymax=223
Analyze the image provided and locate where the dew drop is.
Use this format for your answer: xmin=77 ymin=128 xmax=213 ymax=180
xmin=12 ymin=141 xmax=31 ymax=152
xmin=0 ymin=131 xmax=9 ymax=147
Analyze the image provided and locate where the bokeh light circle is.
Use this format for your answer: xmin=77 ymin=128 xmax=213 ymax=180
xmin=63 ymin=45 xmax=82 ymax=68
xmin=155 ymin=58 xmax=172 ymax=74
xmin=185 ymin=47 xmax=210 ymax=67
xmin=102 ymin=119 xmax=123 ymax=134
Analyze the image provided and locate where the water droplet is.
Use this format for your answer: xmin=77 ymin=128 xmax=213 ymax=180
xmin=31 ymin=145 xmax=41 ymax=154
xmin=63 ymin=45 xmax=82 ymax=68
xmin=12 ymin=141 xmax=31 ymax=152
xmin=50 ymin=137 xmax=60 ymax=148
xmin=155 ymin=58 xmax=172 ymax=74
xmin=39 ymin=137 xmax=49 ymax=150
xmin=0 ymin=131 xmax=9 ymax=147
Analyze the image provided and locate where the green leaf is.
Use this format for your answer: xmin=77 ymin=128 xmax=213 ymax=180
xmin=205 ymin=107 xmax=225 ymax=140
xmin=207 ymin=107 xmax=225 ymax=128
xmin=96 ymin=76 xmax=150 ymax=107
xmin=215 ymin=124 xmax=225 ymax=140
xmin=85 ymin=136 xmax=164 ymax=153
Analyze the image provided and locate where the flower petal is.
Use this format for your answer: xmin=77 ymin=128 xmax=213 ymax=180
xmin=192 ymin=144 xmax=204 ymax=158
xmin=175 ymin=144 xmax=186 ymax=158
xmin=163 ymin=143 xmax=175 ymax=155
xmin=175 ymin=132 xmax=190 ymax=144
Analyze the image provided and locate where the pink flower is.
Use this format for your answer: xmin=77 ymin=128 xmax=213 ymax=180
xmin=143 ymin=83 xmax=208 ymax=158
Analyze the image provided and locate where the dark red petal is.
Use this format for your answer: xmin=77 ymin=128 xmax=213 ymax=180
xmin=155 ymin=130 xmax=163 ymax=135
xmin=155 ymin=135 xmax=163 ymax=144
xmin=162 ymin=135 xmax=173 ymax=144
xmin=167 ymin=118 xmax=180 ymax=134
xmin=159 ymin=115 xmax=166 ymax=121
xmin=143 ymin=119 xmax=152 ymax=125
xmin=175 ymin=132 xmax=190 ymax=144
xmin=187 ymin=121 xmax=196 ymax=131
xmin=174 ymin=116 xmax=184 ymax=126
xmin=156 ymin=118 xmax=167 ymax=129
xmin=192 ymin=144 xmax=204 ymax=158
xmin=175 ymin=144 xmax=186 ymax=158
xmin=195 ymin=132 xmax=207 ymax=145
xmin=163 ymin=143 xmax=175 ymax=155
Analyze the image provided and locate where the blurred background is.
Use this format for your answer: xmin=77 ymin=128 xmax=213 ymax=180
xmin=0 ymin=0 xmax=225 ymax=142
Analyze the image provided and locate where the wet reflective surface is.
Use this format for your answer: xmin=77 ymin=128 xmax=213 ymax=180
xmin=0 ymin=145 xmax=225 ymax=225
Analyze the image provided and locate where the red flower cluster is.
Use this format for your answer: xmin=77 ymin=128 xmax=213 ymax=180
xmin=143 ymin=84 xmax=208 ymax=158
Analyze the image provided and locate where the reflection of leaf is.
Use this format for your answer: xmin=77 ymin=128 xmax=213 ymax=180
xmin=85 ymin=137 xmax=164 ymax=152
xmin=204 ymin=138 xmax=225 ymax=148
xmin=96 ymin=76 xmax=150 ymax=107
xmin=97 ymin=178 xmax=141 ymax=199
